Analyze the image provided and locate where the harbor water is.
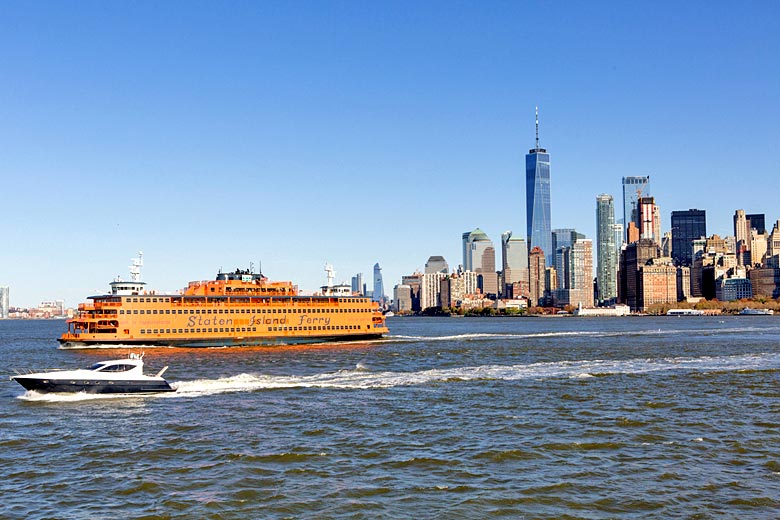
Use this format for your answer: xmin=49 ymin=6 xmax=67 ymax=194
xmin=2 ymin=316 xmax=780 ymax=518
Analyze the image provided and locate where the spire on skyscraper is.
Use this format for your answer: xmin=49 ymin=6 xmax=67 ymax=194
xmin=535 ymin=105 xmax=540 ymax=151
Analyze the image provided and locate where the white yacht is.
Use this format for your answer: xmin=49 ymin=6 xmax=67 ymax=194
xmin=11 ymin=353 xmax=175 ymax=394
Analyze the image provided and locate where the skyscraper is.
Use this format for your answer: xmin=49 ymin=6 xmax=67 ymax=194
xmin=372 ymin=263 xmax=384 ymax=303
xmin=425 ymin=256 xmax=449 ymax=274
xmin=596 ymin=194 xmax=618 ymax=303
xmin=463 ymin=228 xmax=490 ymax=271
xmin=552 ymin=229 xmax=584 ymax=289
xmin=670 ymin=209 xmax=706 ymax=266
xmin=0 ymin=286 xmax=8 ymax=319
xmin=351 ymin=273 xmax=363 ymax=295
xmin=526 ymin=107 xmax=552 ymax=265
xmin=638 ymin=196 xmax=660 ymax=243
xmin=501 ymin=231 xmax=529 ymax=288
xmin=746 ymin=213 xmax=766 ymax=234
xmin=528 ymin=246 xmax=546 ymax=307
xmin=622 ymin=176 xmax=651 ymax=241
xmin=463 ymin=228 xmax=497 ymax=295
xmin=734 ymin=209 xmax=751 ymax=265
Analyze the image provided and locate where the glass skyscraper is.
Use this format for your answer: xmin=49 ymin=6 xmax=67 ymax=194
xmin=622 ymin=176 xmax=651 ymax=241
xmin=526 ymin=110 xmax=552 ymax=266
xmin=552 ymin=228 xmax=584 ymax=289
xmin=670 ymin=209 xmax=706 ymax=266
xmin=372 ymin=263 xmax=385 ymax=303
xmin=596 ymin=194 xmax=618 ymax=303
xmin=746 ymin=213 xmax=766 ymax=234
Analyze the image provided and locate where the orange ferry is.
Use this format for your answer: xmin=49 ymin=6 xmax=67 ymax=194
xmin=59 ymin=254 xmax=389 ymax=348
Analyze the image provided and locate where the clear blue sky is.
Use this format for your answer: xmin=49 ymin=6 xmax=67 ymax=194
xmin=2 ymin=1 xmax=778 ymax=307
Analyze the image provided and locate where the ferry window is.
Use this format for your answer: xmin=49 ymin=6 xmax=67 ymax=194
xmin=153 ymin=329 xmax=158 ymax=333
xmin=133 ymin=310 xmax=138 ymax=314
xmin=153 ymin=310 xmax=158 ymax=314
xmin=119 ymin=310 xmax=124 ymax=314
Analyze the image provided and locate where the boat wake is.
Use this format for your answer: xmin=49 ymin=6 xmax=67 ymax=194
xmin=18 ymin=352 xmax=780 ymax=402
xmin=387 ymin=325 xmax=780 ymax=343
xmin=167 ymin=351 xmax=780 ymax=397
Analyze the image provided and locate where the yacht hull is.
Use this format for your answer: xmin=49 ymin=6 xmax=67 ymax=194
xmin=12 ymin=377 xmax=175 ymax=394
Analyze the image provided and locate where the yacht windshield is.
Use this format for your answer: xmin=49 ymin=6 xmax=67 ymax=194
xmin=98 ymin=364 xmax=137 ymax=372
xmin=90 ymin=363 xmax=107 ymax=370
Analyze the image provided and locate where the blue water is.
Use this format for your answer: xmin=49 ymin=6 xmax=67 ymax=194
xmin=2 ymin=316 xmax=780 ymax=518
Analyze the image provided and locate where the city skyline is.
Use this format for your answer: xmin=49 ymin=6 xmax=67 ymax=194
xmin=1 ymin=2 xmax=779 ymax=307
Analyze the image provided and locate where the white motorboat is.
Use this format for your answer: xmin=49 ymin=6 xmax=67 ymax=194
xmin=11 ymin=353 xmax=175 ymax=394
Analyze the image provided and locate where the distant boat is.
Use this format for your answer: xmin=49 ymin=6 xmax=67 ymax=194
xmin=666 ymin=309 xmax=705 ymax=316
xmin=739 ymin=308 xmax=774 ymax=315
xmin=383 ymin=311 xmax=395 ymax=317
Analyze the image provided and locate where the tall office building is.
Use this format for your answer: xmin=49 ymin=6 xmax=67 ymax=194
xmin=670 ymin=209 xmax=706 ymax=267
xmin=463 ymin=228 xmax=489 ymax=271
xmin=401 ymin=273 xmax=423 ymax=312
xmin=351 ymin=273 xmax=363 ymax=295
xmin=526 ymin=107 xmax=552 ymax=265
xmin=555 ymin=238 xmax=594 ymax=308
xmin=638 ymin=196 xmax=660 ymax=243
xmin=420 ymin=272 xmax=446 ymax=310
xmin=622 ymin=176 xmax=651 ymax=242
xmin=372 ymin=263 xmax=385 ymax=303
xmin=746 ymin=213 xmax=766 ymax=234
xmin=596 ymin=194 xmax=618 ymax=303
xmin=734 ymin=210 xmax=751 ymax=246
xmin=734 ymin=209 xmax=751 ymax=265
xmin=425 ymin=256 xmax=449 ymax=275
xmin=501 ymin=231 xmax=529 ymax=291
xmin=619 ymin=238 xmax=661 ymax=311
xmin=393 ymin=285 xmax=412 ymax=313
xmin=463 ymin=228 xmax=497 ymax=295
xmin=528 ymin=247 xmax=546 ymax=307
xmin=613 ymin=223 xmax=624 ymax=254
xmin=0 ymin=286 xmax=8 ymax=319
xmin=552 ymin=229 xmax=584 ymax=289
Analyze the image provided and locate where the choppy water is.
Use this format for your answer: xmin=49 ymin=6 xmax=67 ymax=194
xmin=2 ymin=317 xmax=780 ymax=519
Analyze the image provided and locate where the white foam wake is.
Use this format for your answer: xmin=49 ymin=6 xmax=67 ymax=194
xmin=17 ymin=352 xmax=779 ymax=401
xmin=387 ymin=326 xmax=780 ymax=343
xmin=167 ymin=352 xmax=780 ymax=397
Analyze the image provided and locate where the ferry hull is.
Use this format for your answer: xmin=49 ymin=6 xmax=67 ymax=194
xmin=12 ymin=377 xmax=175 ymax=394
xmin=58 ymin=333 xmax=385 ymax=349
